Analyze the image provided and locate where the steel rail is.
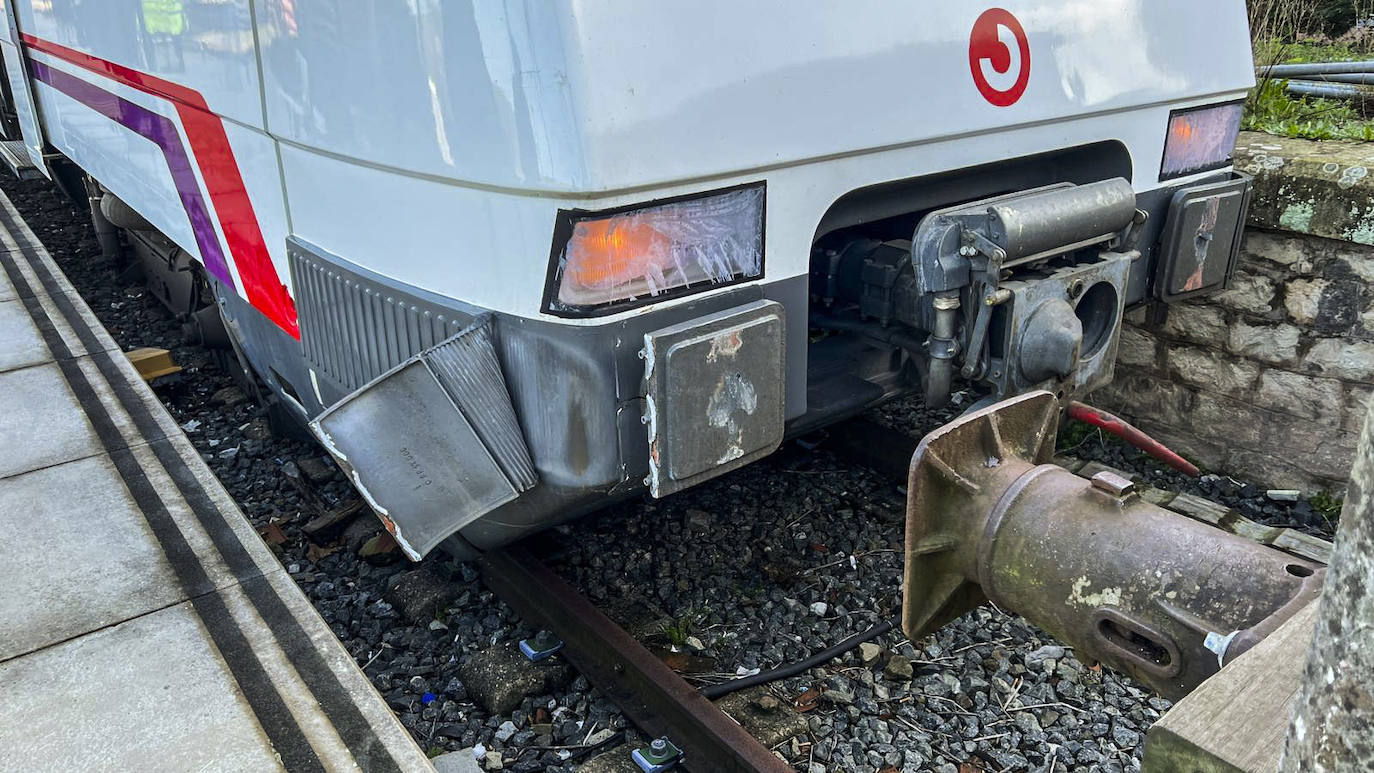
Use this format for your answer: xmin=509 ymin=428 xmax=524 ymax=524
xmin=480 ymin=545 xmax=792 ymax=773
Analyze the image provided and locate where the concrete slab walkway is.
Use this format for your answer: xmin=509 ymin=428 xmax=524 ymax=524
xmin=0 ymin=189 xmax=433 ymax=772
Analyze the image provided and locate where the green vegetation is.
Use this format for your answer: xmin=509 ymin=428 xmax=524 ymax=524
xmin=1244 ymin=77 xmax=1374 ymax=140
xmin=658 ymin=607 xmax=704 ymax=648
xmin=1256 ymin=39 xmax=1369 ymax=64
xmin=1056 ymin=418 xmax=1104 ymax=453
xmin=1309 ymin=490 xmax=1344 ymax=527
xmin=1246 ymin=0 xmax=1374 ymax=140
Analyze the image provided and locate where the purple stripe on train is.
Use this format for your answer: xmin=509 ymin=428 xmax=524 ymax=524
xmin=28 ymin=60 xmax=235 ymax=289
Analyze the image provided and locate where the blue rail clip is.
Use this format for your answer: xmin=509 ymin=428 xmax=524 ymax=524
xmin=518 ymin=631 xmax=563 ymax=661
xmin=632 ymin=737 xmax=682 ymax=772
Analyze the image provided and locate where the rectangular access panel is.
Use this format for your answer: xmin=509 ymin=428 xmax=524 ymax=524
xmin=1155 ymin=173 xmax=1252 ymax=302
xmin=643 ymin=300 xmax=785 ymax=498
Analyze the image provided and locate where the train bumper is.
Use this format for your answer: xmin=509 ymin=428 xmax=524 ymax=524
xmin=266 ymin=169 xmax=1248 ymax=561
xmin=310 ymin=299 xmax=792 ymax=560
xmin=281 ymin=236 xmax=807 ymax=560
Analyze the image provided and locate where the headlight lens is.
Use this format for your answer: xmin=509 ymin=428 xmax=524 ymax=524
xmin=1159 ymin=101 xmax=1244 ymax=181
xmin=548 ymin=184 xmax=765 ymax=314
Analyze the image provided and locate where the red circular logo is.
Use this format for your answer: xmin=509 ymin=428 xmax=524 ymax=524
xmin=969 ymin=8 xmax=1030 ymax=107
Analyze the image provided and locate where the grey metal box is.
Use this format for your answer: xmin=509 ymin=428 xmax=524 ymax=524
xmin=644 ymin=300 xmax=786 ymax=497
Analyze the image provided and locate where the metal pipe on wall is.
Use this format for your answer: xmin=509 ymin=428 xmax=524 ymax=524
xmin=1285 ymin=80 xmax=1372 ymax=100
xmin=1261 ymin=61 xmax=1374 ymax=77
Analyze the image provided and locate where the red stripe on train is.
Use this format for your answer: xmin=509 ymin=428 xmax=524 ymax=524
xmin=22 ymin=34 xmax=300 ymax=340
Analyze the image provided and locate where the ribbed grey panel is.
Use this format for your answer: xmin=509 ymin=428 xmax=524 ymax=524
xmin=424 ymin=318 xmax=537 ymax=492
xmin=290 ymin=245 xmax=471 ymax=392
xmin=289 ymin=238 xmax=537 ymax=503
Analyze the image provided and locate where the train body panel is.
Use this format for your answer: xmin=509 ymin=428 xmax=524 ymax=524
xmin=254 ymin=0 xmax=1252 ymax=194
xmin=0 ymin=0 xmax=1257 ymax=558
xmin=19 ymin=0 xmax=265 ymax=129
xmin=281 ymin=100 xmax=1235 ymax=321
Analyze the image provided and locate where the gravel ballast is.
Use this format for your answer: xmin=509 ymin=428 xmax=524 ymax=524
xmin=5 ymin=177 xmax=1334 ymax=772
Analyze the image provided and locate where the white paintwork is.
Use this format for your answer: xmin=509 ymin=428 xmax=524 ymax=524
xmin=221 ymin=119 xmax=293 ymax=292
xmin=1 ymin=0 xmax=1253 ymax=324
xmin=256 ymin=0 xmax=1252 ymax=193
xmin=18 ymin=0 xmax=265 ymax=128
xmin=28 ymin=50 xmax=214 ymax=267
xmin=282 ymin=97 xmax=1237 ymax=320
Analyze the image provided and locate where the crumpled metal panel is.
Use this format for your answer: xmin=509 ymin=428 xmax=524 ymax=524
xmin=312 ymin=316 xmax=536 ymax=560
xmin=644 ymin=300 xmax=785 ymax=498
xmin=425 ymin=323 xmax=538 ymax=492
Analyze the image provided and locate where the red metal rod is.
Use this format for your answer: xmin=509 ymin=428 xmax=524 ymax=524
xmin=1067 ymin=401 xmax=1201 ymax=477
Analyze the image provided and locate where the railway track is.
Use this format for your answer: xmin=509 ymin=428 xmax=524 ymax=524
xmin=465 ymin=409 xmax=1332 ymax=772
xmin=3 ymin=174 xmax=1337 ymax=773
xmin=482 ymin=545 xmax=793 ymax=773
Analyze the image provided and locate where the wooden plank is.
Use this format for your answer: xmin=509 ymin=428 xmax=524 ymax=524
xmin=124 ymin=346 xmax=181 ymax=380
xmin=1140 ymin=486 xmax=1178 ymax=508
xmin=1143 ymin=602 xmax=1318 ymax=773
xmin=1060 ymin=456 xmax=1332 ymax=564
xmin=1053 ymin=455 xmax=1089 ymax=473
xmin=1271 ymin=530 xmax=1335 ymax=565
xmin=1169 ymin=492 xmax=1235 ymax=527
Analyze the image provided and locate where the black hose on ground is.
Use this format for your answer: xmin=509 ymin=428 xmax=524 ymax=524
xmin=576 ymin=616 xmax=895 ymax=762
xmin=564 ymin=730 xmax=626 ymax=764
xmin=698 ymin=617 xmax=898 ymax=700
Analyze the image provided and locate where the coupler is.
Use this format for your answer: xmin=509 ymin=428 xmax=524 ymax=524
xmin=901 ymin=391 xmax=1323 ymax=700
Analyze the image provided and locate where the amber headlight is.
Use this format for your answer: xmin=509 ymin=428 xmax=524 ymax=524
xmin=1159 ymin=101 xmax=1244 ymax=181
xmin=544 ymin=183 xmax=765 ymax=316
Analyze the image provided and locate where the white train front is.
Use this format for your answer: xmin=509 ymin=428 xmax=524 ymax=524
xmin=0 ymin=1 xmax=1256 ymax=559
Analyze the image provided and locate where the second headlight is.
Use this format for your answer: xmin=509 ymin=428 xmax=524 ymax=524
xmin=546 ymin=183 xmax=765 ymax=315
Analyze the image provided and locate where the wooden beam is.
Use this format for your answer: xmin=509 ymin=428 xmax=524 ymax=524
xmin=1142 ymin=602 xmax=1318 ymax=772
xmin=1058 ymin=456 xmax=1332 ymax=564
xmin=124 ymin=347 xmax=181 ymax=381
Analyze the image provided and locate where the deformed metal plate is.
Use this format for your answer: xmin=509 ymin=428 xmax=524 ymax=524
xmin=1156 ymin=174 xmax=1251 ymax=302
xmin=313 ymin=361 xmax=517 ymax=561
xmin=644 ymin=300 xmax=785 ymax=498
xmin=311 ymin=315 xmax=536 ymax=560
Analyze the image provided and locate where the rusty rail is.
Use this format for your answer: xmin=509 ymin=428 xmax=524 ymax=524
xmin=480 ymin=545 xmax=791 ymax=773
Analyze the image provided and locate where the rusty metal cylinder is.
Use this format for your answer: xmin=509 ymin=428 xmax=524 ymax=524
xmin=902 ymin=392 xmax=1323 ymax=701
xmin=978 ymin=464 xmax=1322 ymax=699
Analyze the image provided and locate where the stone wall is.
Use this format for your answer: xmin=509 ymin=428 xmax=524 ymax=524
xmin=1093 ymin=132 xmax=1374 ymax=493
